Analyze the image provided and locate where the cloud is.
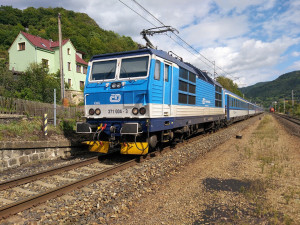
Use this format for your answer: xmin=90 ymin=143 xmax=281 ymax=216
xmin=198 ymin=36 xmax=299 ymax=85
xmin=181 ymin=14 xmax=249 ymax=47
xmin=292 ymin=51 xmax=300 ymax=57
xmin=1 ymin=0 xmax=300 ymax=87
xmin=288 ymin=60 xmax=300 ymax=70
xmin=213 ymin=0 xmax=276 ymax=13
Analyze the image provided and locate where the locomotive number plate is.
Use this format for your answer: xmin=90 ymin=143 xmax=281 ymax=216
xmin=107 ymin=109 xmax=129 ymax=114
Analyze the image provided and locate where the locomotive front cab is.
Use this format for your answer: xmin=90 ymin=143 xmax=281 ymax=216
xmin=77 ymin=52 xmax=153 ymax=154
xmin=85 ymin=54 xmax=151 ymax=119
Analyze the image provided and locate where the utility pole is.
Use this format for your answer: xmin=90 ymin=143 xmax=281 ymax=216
xmin=58 ymin=13 xmax=64 ymax=102
xmin=292 ymin=90 xmax=294 ymax=115
xmin=213 ymin=61 xmax=216 ymax=79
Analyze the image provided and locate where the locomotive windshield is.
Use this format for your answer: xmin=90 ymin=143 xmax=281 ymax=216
xmin=91 ymin=60 xmax=117 ymax=81
xmin=119 ymin=56 xmax=149 ymax=79
xmin=90 ymin=56 xmax=149 ymax=81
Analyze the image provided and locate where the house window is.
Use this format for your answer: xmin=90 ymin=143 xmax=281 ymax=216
xmin=68 ymin=79 xmax=72 ymax=87
xmin=68 ymin=62 xmax=71 ymax=71
xmin=18 ymin=42 xmax=25 ymax=51
xmin=42 ymin=59 xmax=49 ymax=68
xmin=83 ymin=67 xmax=87 ymax=74
xmin=67 ymin=48 xmax=71 ymax=55
xmin=80 ymin=81 xmax=84 ymax=90
xmin=76 ymin=65 xmax=81 ymax=73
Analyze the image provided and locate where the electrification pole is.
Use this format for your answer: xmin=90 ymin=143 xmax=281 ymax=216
xmin=292 ymin=90 xmax=294 ymax=115
xmin=58 ymin=13 xmax=65 ymax=102
xmin=213 ymin=61 xmax=216 ymax=79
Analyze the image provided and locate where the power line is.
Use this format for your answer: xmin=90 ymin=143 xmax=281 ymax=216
xmin=131 ymin=0 xmax=216 ymax=71
xmin=118 ymin=0 xmax=215 ymax=72
xmin=119 ymin=0 xmax=236 ymax=79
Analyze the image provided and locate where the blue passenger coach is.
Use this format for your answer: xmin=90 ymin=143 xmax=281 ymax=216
xmin=77 ymin=48 xmax=259 ymax=155
xmin=224 ymin=90 xmax=263 ymax=122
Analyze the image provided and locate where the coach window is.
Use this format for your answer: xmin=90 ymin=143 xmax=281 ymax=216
xmin=179 ymin=81 xmax=188 ymax=92
xmin=179 ymin=68 xmax=188 ymax=80
xmin=179 ymin=93 xmax=188 ymax=104
xmin=189 ymin=84 xmax=196 ymax=94
xmin=215 ymin=85 xmax=222 ymax=107
xmin=164 ymin=64 xmax=169 ymax=82
xmin=188 ymin=95 xmax=196 ymax=105
xmin=189 ymin=72 xmax=196 ymax=83
xmin=154 ymin=60 xmax=160 ymax=80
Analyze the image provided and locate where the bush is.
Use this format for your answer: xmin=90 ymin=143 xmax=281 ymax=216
xmin=59 ymin=119 xmax=76 ymax=132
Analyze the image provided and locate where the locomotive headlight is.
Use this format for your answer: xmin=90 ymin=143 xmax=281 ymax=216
xmin=116 ymin=82 xmax=121 ymax=88
xmin=132 ymin=107 xmax=138 ymax=115
xmin=95 ymin=108 xmax=101 ymax=115
xmin=111 ymin=83 xmax=117 ymax=88
xmin=89 ymin=108 xmax=95 ymax=115
xmin=139 ymin=107 xmax=146 ymax=115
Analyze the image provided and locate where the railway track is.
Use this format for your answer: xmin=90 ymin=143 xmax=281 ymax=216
xmin=273 ymin=113 xmax=300 ymax=137
xmin=275 ymin=113 xmax=300 ymax=125
xmin=0 ymin=149 xmax=162 ymax=219
xmin=0 ymin=155 xmax=137 ymax=219
xmin=0 ymin=116 xmax=260 ymax=220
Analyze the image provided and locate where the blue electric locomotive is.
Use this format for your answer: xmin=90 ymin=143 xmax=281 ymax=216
xmin=77 ymin=48 xmax=262 ymax=155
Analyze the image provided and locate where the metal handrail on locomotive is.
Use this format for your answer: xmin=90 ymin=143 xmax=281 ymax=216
xmin=77 ymin=48 xmax=264 ymax=155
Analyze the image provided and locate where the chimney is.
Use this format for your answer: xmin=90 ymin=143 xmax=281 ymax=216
xmin=49 ymin=39 xmax=53 ymax=47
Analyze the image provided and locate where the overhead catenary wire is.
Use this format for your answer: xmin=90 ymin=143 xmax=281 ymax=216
xmin=118 ymin=0 xmax=215 ymax=73
xmin=129 ymin=0 xmax=237 ymax=79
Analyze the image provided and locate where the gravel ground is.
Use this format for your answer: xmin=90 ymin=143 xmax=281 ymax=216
xmin=0 ymin=154 xmax=99 ymax=183
xmin=0 ymin=115 xmax=264 ymax=224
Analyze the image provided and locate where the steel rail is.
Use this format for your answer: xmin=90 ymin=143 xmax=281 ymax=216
xmin=0 ymin=157 xmax=99 ymax=191
xmin=0 ymin=159 xmax=138 ymax=219
xmin=274 ymin=113 xmax=300 ymax=126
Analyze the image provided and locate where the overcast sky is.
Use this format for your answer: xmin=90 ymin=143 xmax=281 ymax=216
xmin=2 ymin=0 xmax=300 ymax=87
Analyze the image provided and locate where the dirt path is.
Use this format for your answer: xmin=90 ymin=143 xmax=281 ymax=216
xmin=115 ymin=115 xmax=300 ymax=224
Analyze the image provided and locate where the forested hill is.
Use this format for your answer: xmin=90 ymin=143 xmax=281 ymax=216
xmin=240 ymin=71 xmax=300 ymax=107
xmin=0 ymin=6 xmax=138 ymax=60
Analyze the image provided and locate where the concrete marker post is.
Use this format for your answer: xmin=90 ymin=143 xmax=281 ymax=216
xmin=44 ymin=113 xmax=48 ymax=136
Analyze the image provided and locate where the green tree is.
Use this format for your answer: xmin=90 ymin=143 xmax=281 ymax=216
xmin=0 ymin=60 xmax=15 ymax=97
xmin=14 ymin=63 xmax=61 ymax=103
xmin=216 ymin=76 xmax=243 ymax=97
xmin=0 ymin=6 xmax=138 ymax=61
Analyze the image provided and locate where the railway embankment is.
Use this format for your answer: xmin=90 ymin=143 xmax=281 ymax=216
xmin=0 ymin=114 xmax=86 ymax=172
xmin=0 ymin=140 xmax=85 ymax=172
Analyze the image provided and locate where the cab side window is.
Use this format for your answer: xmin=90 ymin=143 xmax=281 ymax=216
xmin=154 ymin=60 xmax=160 ymax=80
xmin=164 ymin=64 xmax=169 ymax=82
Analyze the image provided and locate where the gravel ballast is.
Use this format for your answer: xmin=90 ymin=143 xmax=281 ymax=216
xmin=1 ymin=115 xmax=262 ymax=224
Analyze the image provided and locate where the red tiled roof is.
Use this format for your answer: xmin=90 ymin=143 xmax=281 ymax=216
xmin=21 ymin=31 xmax=68 ymax=51
xmin=76 ymin=54 xmax=88 ymax=65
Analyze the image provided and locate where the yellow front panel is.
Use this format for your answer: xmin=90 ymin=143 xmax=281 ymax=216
xmin=120 ymin=142 xmax=148 ymax=155
xmin=83 ymin=141 xmax=110 ymax=153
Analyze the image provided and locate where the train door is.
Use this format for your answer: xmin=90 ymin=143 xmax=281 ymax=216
xmin=227 ymin=95 xmax=230 ymax=120
xmin=150 ymin=59 xmax=164 ymax=117
xmin=163 ymin=62 xmax=172 ymax=116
